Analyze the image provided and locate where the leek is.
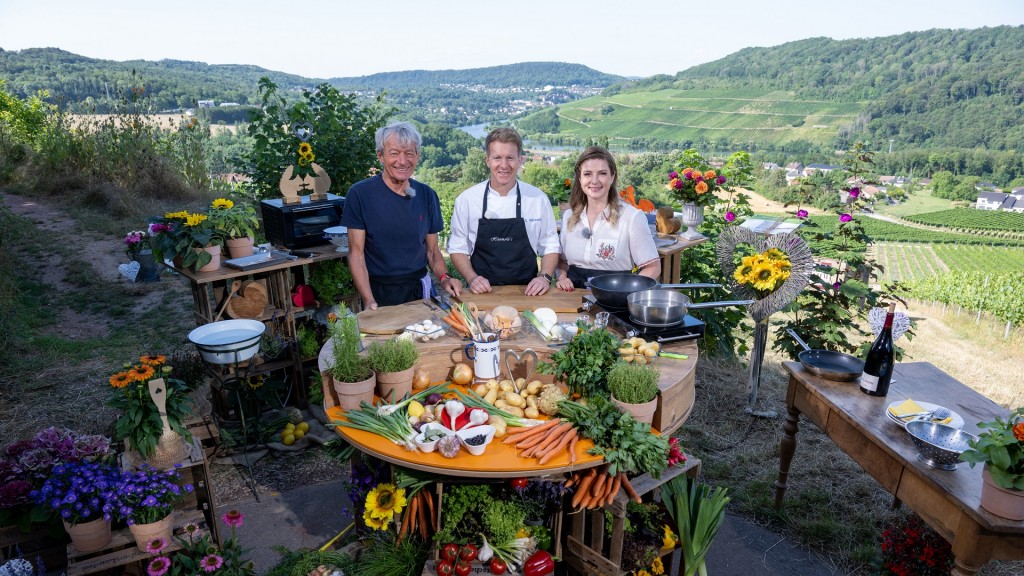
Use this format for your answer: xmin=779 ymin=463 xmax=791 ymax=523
xmin=660 ymin=475 xmax=730 ymax=576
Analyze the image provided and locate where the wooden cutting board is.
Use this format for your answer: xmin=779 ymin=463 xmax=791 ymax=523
xmin=454 ymin=285 xmax=588 ymax=313
xmin=357 ymin=302 xmax=436 ymax=334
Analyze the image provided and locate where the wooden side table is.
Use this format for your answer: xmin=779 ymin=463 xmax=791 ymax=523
xmin=656 ymin=237 xmax=707 ymax=284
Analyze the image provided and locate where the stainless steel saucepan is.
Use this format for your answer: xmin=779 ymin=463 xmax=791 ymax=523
xmin=626 ymin=289 xmax=754 ymax=327
xmin=587 ymin=273 xmax=720 ymax=309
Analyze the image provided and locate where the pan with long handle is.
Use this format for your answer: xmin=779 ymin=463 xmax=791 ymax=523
xmin=626 ymin=289 xmax=754 ymax=326
xmin=787 ymin=328 xmax=864 ymax=382
xmin=587 ymin=273 xmax=720 ymax=309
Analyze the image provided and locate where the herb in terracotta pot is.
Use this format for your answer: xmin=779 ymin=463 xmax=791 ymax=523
xmin=366 ymin=340 xmax=420 ymax=375
xmin=960 ymin=407 xmax=1024 ymax=490
xmin=607 ymin=363 xmax=660 ymax=405
xmin=329 ymin=310 xmax=372 ymax=383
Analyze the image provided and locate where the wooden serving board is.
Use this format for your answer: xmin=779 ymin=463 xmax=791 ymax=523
xmin=455 ymin=285 xmax=588 ymax=313
xmin=357 ymin=302 xmax=435 ymax=334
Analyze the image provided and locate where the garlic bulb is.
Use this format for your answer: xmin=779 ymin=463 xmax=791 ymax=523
xmin=437 ymin=434 xmax=461 ymax=458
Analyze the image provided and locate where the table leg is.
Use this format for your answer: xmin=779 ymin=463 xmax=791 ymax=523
xmin=774 ymin=403 xmax=801 ymax=507
xmin=949 ymin=517 xmax=993 ymax=576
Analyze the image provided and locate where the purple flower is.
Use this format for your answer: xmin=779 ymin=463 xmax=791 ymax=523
xmin=840 ymin=213 xmax=853 ymax=223
xmin=0 ymin=479 xmax=33 ymax=507
xmin=673 ymin=179 xmax=684 ymax=189
xmin=796 ymin=209 xmax=809 ymax=219
xmin=200 ymin=554 xmax=224 ymax=572
xmin=5 ymin=440 xmax=37 ymax=460
xmin=833 ymin=282 xmax=842 ymax=291
xmin=222 ymin=510 xmax=245 ymax=528
xmin=848 ymin=187 xmax=860 ymax=198
xmin=725 ymin=211 xmax=736 ymax=222
xmin=145 ymin=537 xmax=168 ymax=554
xmin=19 ymin=449 xmax=55 ymax=473
xmin=147 ymin=556 xmax=171 ymax=576
xmin=717 ymin=175 xmax=727 ymax=185
xmin=685 ymin=171 xmax=695 ymax=180
xmin=668 ymin=171 xmax=678 ymax=179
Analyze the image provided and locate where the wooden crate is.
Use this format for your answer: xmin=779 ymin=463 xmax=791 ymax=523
xmin=1 ymin=523 xmax=68 ymax=572
xmin=65 ymin=509 xmax=211 ymax=576
xmin=564 ymin=457 xmax=701 ymax=576
xmin=185 ymin=415 xmax=222 ymax=459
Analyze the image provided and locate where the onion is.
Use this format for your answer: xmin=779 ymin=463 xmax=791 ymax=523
xmin=452 ymin=362 xmax=474 ymax=386
xmin=412 ymin=367 xmax=431 ymax=390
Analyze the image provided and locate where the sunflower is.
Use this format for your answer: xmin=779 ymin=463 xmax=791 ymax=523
xmin=303 ymin=152 xmax=316 ymax=163
xmin=185 ymin=213 xmax=208 ymax=227
xmin=764 ymin=248 xmax=787 ymax=261
xmin=128 ymin=364 xmax=156 ymax=382
xmin=364 ymin=483 xmax=407 ymax=520
xmin=109 ymin=371 xmax=134 ymax=388
xmin=298 ymin=142 xmax=312 ymax=156
xmin=164 ymin=210 xmax=190 ymax=220
xmin=749 ymin=262 xmax=781 ymax=292
xmin=733 ymin=263 xmax=755 ymax=284
xmin=650 ymin=557 xmax=665 ymax=576
xmin=211 ymin=198 xmax=234 ymax=210
xmin=139 ymin=354 xmax=166 ymax=367
xmin=363 ymin=507 xmax=388 ymax=530
xmin=298 ymin=156 xmax=310 ymax=167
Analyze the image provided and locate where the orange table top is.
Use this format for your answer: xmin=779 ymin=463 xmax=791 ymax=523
xmin=326 ymin=405 xmax=604 ymax=478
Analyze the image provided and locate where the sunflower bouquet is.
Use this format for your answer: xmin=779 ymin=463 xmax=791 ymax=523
xmin=362 ymin=482 xmax=407 ymax=531
xmin=732 ymin=248 xmax=792 ymax=298
xmin=107 ymin=355 xmax=194 ymax=459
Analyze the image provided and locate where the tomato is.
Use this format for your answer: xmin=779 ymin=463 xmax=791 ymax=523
xmin=441 ymin=543 xmax=460 ymax=563
xmin=489 ymin=558 xmax=508 ymax=575
xmin=459 ymin=543 xmax=478 ymax=562
xmin=455 ymin=560 xmax=472 ymax=576
xmin=436 ymin=560 xmax=454 ymax=576
xmin=509 ymin=477 xmax=529 ymax=490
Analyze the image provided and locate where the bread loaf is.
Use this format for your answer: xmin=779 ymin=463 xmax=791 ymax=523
xmin=656 ymin=206 xmax=682 ymax=234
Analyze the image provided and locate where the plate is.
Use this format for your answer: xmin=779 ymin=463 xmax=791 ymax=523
xmin=886 ymin=400 xmax=964 ymax=430
xmin=654 ymin=237 xmax=678 ymax=249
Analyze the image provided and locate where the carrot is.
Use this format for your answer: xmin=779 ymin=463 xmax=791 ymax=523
xmin=568 ymin=435 xmax=578 ymax=464
xmin=397 ymin=491 xmax=418 ymax=544
xmin=503 ymin=419 xmax=560 ymax=444
xmin=571 ymin=471 xmax=596 ymax=508
xmin=417 ymin=491 xmax=430 ymax=540
xmin=516 ymin=430 xmax=554 ymax=450
xmin=423 ymin=489 xmax=436 ymax=531
xmin=442 ymin=316 xmax=470 ymax=336
xmin=565 ymin=474 xmax=578 ymax=488
xmin=620 ymin=473 xmax=642 ymax=504
xmin=605 ymin=473 xmax=622 ymax=506
xmin=590 ymin=467 xmax=608 ymax=498
xmin=538 ymin=428 xmax=577 ymax=464
xmin=532 ymin=422 xmax=573 ymax=453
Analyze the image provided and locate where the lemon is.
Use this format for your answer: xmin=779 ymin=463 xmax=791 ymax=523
xmin=282 ymin=433 xmax=296 ymax=446
xmin=296 ymin=422 xmax=310 ymax=433
xmin=284 ymin=422 xmax=296 ymax=432
xmin=407 ymin=400 xmax=425 ymax=419
xmin=293 ymin=429 xmax=305 ymax=439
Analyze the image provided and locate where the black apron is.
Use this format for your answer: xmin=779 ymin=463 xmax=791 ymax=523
xmin=567 ymin=265 xmax=631 ymax=289
xmin=369 ymin=269 xmax=425 ymax=307
xmin=469 ymin=182 xmax=538 ymax=286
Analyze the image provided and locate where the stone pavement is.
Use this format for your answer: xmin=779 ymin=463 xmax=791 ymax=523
xmin=230 ymin=480 xmax=840 ymax=576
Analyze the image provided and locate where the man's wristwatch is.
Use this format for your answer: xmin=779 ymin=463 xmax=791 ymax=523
xmin=439 ymin=273 xmax=452 ymax=282
xmin=539 ymin=273 xmax=553 ymax=282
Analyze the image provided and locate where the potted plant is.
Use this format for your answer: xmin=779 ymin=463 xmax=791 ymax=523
xmin=29 ymin=460 xmax=120 ymax=553
xmin=147 ymin=211 xmax=190 ymax=264
xmin=207 ymin=197 xmax=261 ymax=259
xmin=960 ymin=406 xmax=1024 ymax=520
xmin=607 ymin=363 xmax=661 ymax=425
xmin=122 ymin=229 xmax=160 ymax=282
xmin=309 ymin=259 xmax=355 ymax=304
xmin=327 ymin=309 xmax=375 ymax=411
xmin=172 ymin=211 xmax=223 ymax=272
xmin=107 ymin=355 xmax=194 ymax=468
xmin=115 ymin=464 xmax=193 ymax=551
xmin=666 ymin=151 xmax=728 ymax=240
xmin=366 ymin=339 xmax=420 ymax=403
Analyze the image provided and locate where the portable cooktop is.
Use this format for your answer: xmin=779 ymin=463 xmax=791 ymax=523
xmin=582 ymin=295 xmax=705 ymax=343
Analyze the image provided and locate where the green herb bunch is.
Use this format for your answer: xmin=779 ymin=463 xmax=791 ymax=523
xmin=558 ymin=396 xmax=670 ymax=478
xmin=329 ymin=309 xmax=371 ymax=383
xmin=309 ymin=259 xmax=355 ymax=303
xmin=607 ymin=363 xmax=660 ymax=404
xmin=538 ymin=323 xmax=619 ymax=398
xmin=366 ymin=339 xmax=420 ymax=374
xmin=436 ymin=483 xmax=492 ymax=544
xmin=483 ymin=500 xmax=527 ymax=547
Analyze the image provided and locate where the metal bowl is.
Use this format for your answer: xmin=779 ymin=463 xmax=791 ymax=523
xmin=905 ymin=420 xmax=977 ymax=471
xmin=188 ymin=319 xmax=266 ymax=365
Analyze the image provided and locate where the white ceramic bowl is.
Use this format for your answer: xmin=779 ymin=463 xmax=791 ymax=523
xmin=455 ymin=424 xmax=495 ymax=456
xmin=323 ymin=226 xmax=348 ymax=252
xmin=188 ymin=319 xmax=266 ymax=365
xmin=414 ymin=423 xmax=452 ymax=453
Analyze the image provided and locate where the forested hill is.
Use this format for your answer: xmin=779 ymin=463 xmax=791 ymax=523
xmin=611 ymin=26 xmax=1024 ymax=150
xmin=330 ymin=62 xmax=622 ymax=89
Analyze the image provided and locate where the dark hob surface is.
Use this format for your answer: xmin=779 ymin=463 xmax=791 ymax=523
xmin=582 ymin=296 xmax=705 ymax=342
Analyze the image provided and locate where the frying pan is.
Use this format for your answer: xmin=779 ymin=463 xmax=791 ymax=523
xmin=787 ymin=328 xmax=864 ymax=382
xmin=587 ymin=273 xmax=720 ymax=309
xmin=626 ymin=289 xmax=754 ymax=326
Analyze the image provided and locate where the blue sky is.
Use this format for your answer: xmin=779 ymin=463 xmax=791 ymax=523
xmin=2 ymin=0 xmax=1023 ymax=78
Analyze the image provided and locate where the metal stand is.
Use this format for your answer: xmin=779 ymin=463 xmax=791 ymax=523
xmin=745 ymin=318 xmax=778 ymax=418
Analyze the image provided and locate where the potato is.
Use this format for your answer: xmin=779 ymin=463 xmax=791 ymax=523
xmin=524 ymin=407 xmax=540 ymax=419
xmin=642 ymin=347 xmax=658 ymax=358
xmin=488 ymin=415 xmax=507 ymax=438
xmin=504 ymin=406 xmax=525 ymax=417
xmin=495 ymin=399 xmax=508 ymax=409
xmin=526 ymin=380 xmax=544 ymax=395
xmin=635 ymin=355 xmax=648 ymax=365
xmin=486 ymin=379 xmax=499 ymax=389
xmin=515 ymin=377 xmax=526 ymax=389
xmin=474 ymin=383 xmax=490 ymax=396
xmin=503 ymin=391 xmax=525 ymax=407
xmin=525 ymin=395 xmax=538 ymax=409
xmin=499 ymin=380 xmax=515 ymax=392
xmin=618 ymin=346 xmax=637 ymax=356
xmin=484 ymin=387 xmax=499 ymax=405
xmin=629 ymin=337 xmax=646 ymax=349
xmin=645 ymin=341 xmax=661 ymax=353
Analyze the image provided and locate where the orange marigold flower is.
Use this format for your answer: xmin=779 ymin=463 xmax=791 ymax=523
xmin=695 ymin=181 xmax=708 ymax=194
xmin=704 ymin=170 xmax=717 ymax=180
xmin=1013 ymin=421 xmax=1024 ymax=442
xmin=139 ymin=354 xmax=166 ymax=367
xmin=109 ymin=372 xmax=134 ymax=388
xmin=128 ymin=364 xmax=155 ymax=382
xmin=681 ymin=167 xmax=694 ymax=176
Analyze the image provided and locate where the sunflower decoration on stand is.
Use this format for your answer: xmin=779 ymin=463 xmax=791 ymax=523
xmin=279 ymin=123 xmax=331 ymax=204
xmin=363 ymin=482 xmax=408 ymax=531
xmin=733 ymin=248 xmax=792 ymax=298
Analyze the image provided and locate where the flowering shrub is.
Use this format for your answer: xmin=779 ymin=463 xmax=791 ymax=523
xmin=115 ymin=465 xmax=193 ymax=525
xmin=108 ymin=355 xmax=194 ymax=459
xmin=879 ymin=514 xmax=953 ymax=576
xmin=30 ymin=460 xmax=120 ymax=525
xmin=0 ymin=427 xmax=112 ymax=531
xmin=163 ymin=510 xmax=255 ymax=576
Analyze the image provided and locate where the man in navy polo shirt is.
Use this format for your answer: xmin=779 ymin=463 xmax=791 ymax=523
xmin=342 ymin=121 xmax=461 ymax=309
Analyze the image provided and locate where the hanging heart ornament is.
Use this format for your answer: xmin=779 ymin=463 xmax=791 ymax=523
xmin=868 ymin=307 xmax=912 ymax=341
xmin=118 ymin=261 xmax=140 ymax=282
xmin=504 ymin=348 xmax=538 ymax=391
xmin=292 ymin=122 xmax=314 ymax=142
xmin=716 ymin=227 xmax=815 ymax=322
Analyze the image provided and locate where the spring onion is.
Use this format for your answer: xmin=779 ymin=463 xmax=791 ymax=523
xmin=521 ymin=310 xmax=550 ymax=339
xmin=455 ymin=389 xmax=545 ymax=428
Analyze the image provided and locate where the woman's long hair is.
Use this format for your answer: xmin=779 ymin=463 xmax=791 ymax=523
xmin=567 ymin=146 xmax=621 ymax=231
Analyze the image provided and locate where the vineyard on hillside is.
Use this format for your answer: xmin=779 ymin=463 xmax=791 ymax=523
xmin=805 ymin=215 xmax=1024 ymax=246
xmin=909 ymin=271 xmax=1024 ymax=330
xmin=874 ymin=243 xmax=1024 ymax=282
xmin=905 ymin=208 xmax=1024 ymax=233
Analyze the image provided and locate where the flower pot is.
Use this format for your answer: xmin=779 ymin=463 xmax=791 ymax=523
xmin=64 ymin=518 xmax=112 ymax=553
xmin=133 ymin=249 xmax=161 ymax=283
xmin=128 ymin=512 xmax=175 ymax=552
xmin=225 ymin=236 xmax=255 ymax=259
xmin=611 ymin=393 xmax=659 ymax=425
xmin=679 ymin=203 xmax=706 ymax=241
xmin=376 ymin=367 xmax=414 ymax=403
xmin=333 ymin=371 xmax=376 ymax=411
xmin=981 ymin=466 xmax=1024 ymax=520
xmin=125 ymin=432 xmax=187 ymax=470
xmin=193 ymin=244 xmax=222 ymax=273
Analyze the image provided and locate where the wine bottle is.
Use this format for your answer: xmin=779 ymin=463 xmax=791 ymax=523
xmin=860 ymin=303 xmax=896 ymax=396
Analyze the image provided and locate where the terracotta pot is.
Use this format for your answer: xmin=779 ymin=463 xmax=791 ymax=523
xmin=128 ymin=512 xmax=175 ymax=552
xmin=194 ymin=244 xmax=222 ymax=273
xmin=64 ymin=518 xmax=112 ymax=553
xmin=680 ymin=203 xmax=706 ymax=240
xmin=611 ymin=393 xmax=659 ymax=425
xmin=376 ymin=367 xmax=414 ymax=403
xmin=981 ymin=466 xmax=1024 ymax=520
xmin=333 ymin=371 xmax=376 ymax=411
xmin=225 ymin=236 xmax=255 ymax=259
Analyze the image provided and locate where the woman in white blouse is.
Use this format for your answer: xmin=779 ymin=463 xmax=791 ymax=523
xmin=555 ymin=147 xmax=660 ymax=291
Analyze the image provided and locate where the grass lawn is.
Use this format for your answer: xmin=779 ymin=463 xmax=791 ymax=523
xmin=874 ymin=188 xmax=953 ymax=218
